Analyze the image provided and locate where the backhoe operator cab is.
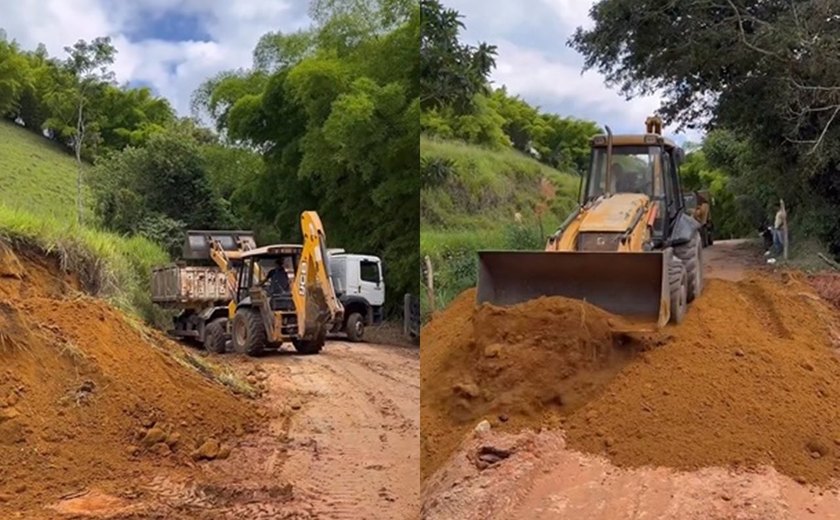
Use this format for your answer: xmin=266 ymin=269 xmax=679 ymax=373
xmin=580 ymin=123 xmax=687 ymax=250
xmin=545 ymin=117 xmax=690 ymax=254
xmin=229 ymin=211 xmax=344 ymax=356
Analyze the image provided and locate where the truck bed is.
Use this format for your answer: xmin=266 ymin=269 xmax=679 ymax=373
xmin=151 ymin=264 xmax=231 ymax=306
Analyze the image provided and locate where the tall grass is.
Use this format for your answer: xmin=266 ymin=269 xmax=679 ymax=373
xmin=0 ymin=206 xmax=169 ymax=323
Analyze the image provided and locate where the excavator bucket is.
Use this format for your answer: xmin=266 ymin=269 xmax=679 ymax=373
xmin=476 ymin=250 xmax=671 ymax=329
xmin=182 ymin=230 xmax=256 ymax=261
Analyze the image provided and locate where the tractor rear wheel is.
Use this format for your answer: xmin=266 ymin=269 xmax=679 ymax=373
xmin=232 ymin=308 xmax=266 ymax=356
xmin=203 ymin=318 xmax=228 ymax=354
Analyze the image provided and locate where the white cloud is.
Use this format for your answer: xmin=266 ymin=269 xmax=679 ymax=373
xmin=445 ymin=0 xmax=703 ymax=142
xmin=2 ymin=0 xmax=310 ymax=115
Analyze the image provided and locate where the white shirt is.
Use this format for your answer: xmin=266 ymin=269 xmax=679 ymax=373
xmin=774 ymin=209 xmax=786 ymax=229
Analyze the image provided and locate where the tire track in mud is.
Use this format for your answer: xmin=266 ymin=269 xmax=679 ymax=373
xmin=269 ymin=342 xmax=419 ymax=519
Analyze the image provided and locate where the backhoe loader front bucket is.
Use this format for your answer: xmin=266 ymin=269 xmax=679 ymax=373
xmin=182 ymin=230 xmax=256 ymax=261
xmin=476 ymin=250 xmax=671 ymax=328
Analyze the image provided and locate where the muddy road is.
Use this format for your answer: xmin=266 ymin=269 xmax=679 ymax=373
xmin=421 ymin=239 xmax=840 ymax=520
xmin=46 ymin=341 xmax=419 ymax=520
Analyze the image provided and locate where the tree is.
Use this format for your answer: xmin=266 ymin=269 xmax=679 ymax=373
xmin=569 ymin=0 xmax=840 ymax=252
xmin=420 ymin=0 xmax=496 ymax=113
xmin=90 ymin=129 xmax=231 ymax=254
xmin=0 ymin=39 xmax=32 ymax=116
xmin=44 ymin=37 xmax=116 ymax=225
xmin=193 ymin=0 xmax=420 ymax=313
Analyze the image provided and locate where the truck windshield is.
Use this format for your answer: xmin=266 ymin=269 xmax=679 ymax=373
xmin=585 ymin=145 xmax=662 ymax=201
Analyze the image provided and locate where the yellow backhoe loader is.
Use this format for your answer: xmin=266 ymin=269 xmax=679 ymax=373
xmin=152 ymin=212 xmax=343 ymax=355
xmin=477 ymin=116 xmax=704 ymax=327
xmin=226 ymin=211 xmax=344 ymax=355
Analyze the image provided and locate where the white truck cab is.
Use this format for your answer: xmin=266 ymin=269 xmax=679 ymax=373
xmin=328 ymin=249 xmax=385 ymax=341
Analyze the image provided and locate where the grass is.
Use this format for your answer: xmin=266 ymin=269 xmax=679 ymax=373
xmin=0 ymin=120 xmax=169 ymax=323
xmin=0 ymin=119 xmax=91 ymax=221
xmin=0 ymin=205 xmax=169 ymax=323
xmin=421 ymin=135 xmax=579 ymax=230
xmin=420 ymin=136 xmax=581 ymax=317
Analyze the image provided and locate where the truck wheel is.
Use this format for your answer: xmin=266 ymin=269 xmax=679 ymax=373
xmin=668 ymin=262 xmax=687 ymax=325
xmin=232 ymin=308 xmax=266 ymax=356
xmin=346 ymin=312 xmax=365 ymax=343
xmin=293 ymin=333 xmax=324 ymax=355
xmin=675 ymin=232 xmax=703 ymax=302
xmin=204 ymin=318 xmax=228 ymax=354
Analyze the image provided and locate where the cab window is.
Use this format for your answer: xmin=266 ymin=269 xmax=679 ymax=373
xmin=360 ymin=261 xmax=380 ymax=283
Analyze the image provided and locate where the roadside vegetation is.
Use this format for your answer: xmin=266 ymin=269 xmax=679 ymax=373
xmin=0 ymin=0 xmax=418 ymax=323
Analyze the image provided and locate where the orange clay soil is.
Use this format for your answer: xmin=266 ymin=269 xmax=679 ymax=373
xmin=0 ymin=243 xmax=260 ymax=513
xmin=421 ymin=273 xmax=840 ymax=485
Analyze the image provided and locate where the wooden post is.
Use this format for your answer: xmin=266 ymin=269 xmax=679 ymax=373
xmin=780 ymin=198 xmax=789 ymax=261
xmin=424 ymin=255 xmax=436 ymax=314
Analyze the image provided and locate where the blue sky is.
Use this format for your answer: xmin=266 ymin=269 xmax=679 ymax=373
xmin=2 ymin=0 xmax=311 ymax=115
xmin=445 ymin=0 xmax=702 ymax=143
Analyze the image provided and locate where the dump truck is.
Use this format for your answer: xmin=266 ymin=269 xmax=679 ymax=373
xmin=328 ymin=249 xmax=385 ymax=342
xmin=477 ymin=116 xmax=705 ymax=327
xmin=151 ymin=230 xmax=256 ymax=352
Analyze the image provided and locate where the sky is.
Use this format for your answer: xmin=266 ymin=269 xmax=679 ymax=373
xmin=445 ymin=0 xmax=702 ymax=143
xmin=1 ymin=0 xmax=311 ymax=116
xmin=2 ymin=0 xmax=699 ymax=142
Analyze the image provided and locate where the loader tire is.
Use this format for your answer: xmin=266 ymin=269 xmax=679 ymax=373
xmin=232 ymin=308 xmax=266 ymax=356
xmin=675 ymin=232 xmax=703 ymax=302
xmin=346 ymin=312 xmax=365 ymax=343
xmin=668 ymin=262 xmax=687 ymax=325
xmin=293 ymin=332 xmax=325 ymax=355
xmin=203 ymin=318 xmax=228 ymax=354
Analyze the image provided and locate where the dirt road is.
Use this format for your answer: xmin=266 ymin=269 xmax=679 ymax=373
xmin=48 ymin=341 xmax=419 ymax=519
xmin=421 ymin=240 xmax=840 ymax=520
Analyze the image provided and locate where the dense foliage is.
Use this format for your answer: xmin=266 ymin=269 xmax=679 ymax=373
xmin=0 ymin=36 xmax=175 ymax=159
xmin=419 ymin=0 xmax=601 ymax=174
xmin=571 ymin=0 xmax=840 ymax=254
xmin=192 ymin=0 xmax=419 ymax=313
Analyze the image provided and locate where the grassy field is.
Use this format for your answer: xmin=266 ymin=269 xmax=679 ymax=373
xmin=0 ymin=121 xmax=168 ymax=323
xmin=420 ymin=136 xmax=580 ymax=316
xmin=0 ymin=120 xmax=92 ymax=221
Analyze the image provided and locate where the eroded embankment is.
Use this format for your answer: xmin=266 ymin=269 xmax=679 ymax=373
xmin=421 ymin=272 xmax=840 ymax=485
xmin=0 ymin=241 xmax=260 ymax=512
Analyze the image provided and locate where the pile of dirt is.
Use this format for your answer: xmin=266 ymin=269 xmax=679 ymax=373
xmin=422 ymin=273 xmax=840 ymax=485
xmin=420 ymin=289 xmax=649 ymax=479
xmin=0 ymin=244 xmax=260 ymax=513
xmin=809 ymin=272 xmax=840 ymax=310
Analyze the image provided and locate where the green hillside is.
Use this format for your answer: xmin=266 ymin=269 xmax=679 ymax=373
xmin=0 ymin=120 xmax=89 ymax=220
xmin=0 ymin=120 xmax=167 ymax=323
xmin=420 ymin=136 xmax=580 ymax=315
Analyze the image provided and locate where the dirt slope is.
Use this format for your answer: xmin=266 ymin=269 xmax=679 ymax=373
xmin=0 ymin=243 xmax=259 ymax=517
xmin=421 ymin=240 xmax=840 ymax=485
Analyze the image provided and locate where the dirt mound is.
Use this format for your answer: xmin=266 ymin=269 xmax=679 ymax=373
xmin=420 ymin=289 xmax=649 ymax=479
xmin=809 ymin=272 xmax=840 ymax=309
xmin=422 ymin=273 xmax=840 ymax=485
xmin=0 ymin=245 xmax=260 ymax=514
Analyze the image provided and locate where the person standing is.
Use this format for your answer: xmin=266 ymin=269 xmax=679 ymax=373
xmin=771 ymin=201 xmax=786 ymax=256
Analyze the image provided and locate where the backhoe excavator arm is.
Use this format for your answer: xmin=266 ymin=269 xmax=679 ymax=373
xmin=292 ymin=211 xmax=344 ymax=340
